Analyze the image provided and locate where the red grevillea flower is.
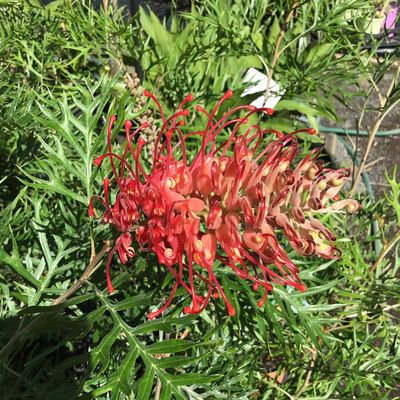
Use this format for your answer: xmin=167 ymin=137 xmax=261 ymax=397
xmin=89 ymin=90 xmax=359 ymax=319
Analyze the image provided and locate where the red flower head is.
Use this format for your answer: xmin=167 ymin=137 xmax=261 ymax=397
xmin=89 ymin=90 xmax=359 ymax=319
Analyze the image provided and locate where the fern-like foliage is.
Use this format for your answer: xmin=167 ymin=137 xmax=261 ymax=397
xmin=21 ymin=77 xmax=121 ymax=203
xmin=1 ymin=2 xmax=400 ymax=399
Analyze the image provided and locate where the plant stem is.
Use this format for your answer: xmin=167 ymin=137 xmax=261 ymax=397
xmin=53 ymin=241 xmax=111 ymax=305
xmin=350 ymin=64 xmax=400 ymax=196
xmin=370 ymin=230 xmax=400 ymax=273
xmin=154 ymin=330 xmax=188 ymax=399
xmin=154 ymin=378 xmax=162 ymax=400
xmin=265 ymin=1 xmax=299 ymax=101
xmin=103 ymin=0 xmax=109 ymax=14
xmin=154 ymin=330 xmax=164 ymax=400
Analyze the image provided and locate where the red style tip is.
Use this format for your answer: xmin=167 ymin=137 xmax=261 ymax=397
xmin=103 ymin=177 xmax=110 ymax=191
xmin=147 ymin=311 xmax=157 ymax=320
xmin=266 ymin=108 xmax=274 ymax=116
xmin=182 ymin=302 xmax=200 ymax=314
xmin=125 ymin=120 xmax=133 ymax=130
xmin=186 ymin=94 xmax=194 ymax=101
xmin=107 ymin=282 xmax=115 ymax=294
xmin=224 ymin=89 xmax=234 ymax=99
xmin=227 ymin=304 xmax=236 ymax=317
xmin=110 ymin=115 xmax=117 ymax=124
xmin=308 ymin=128 xmax=317 ymax=135
xmin=93 ymin=157 xmax=102 ymax=167
xmin=143 ymin=89 xmax=151 ymax=97
xmin=297 ymin=284 xmax=307 ymax=292
xmin=257 ymin=298 xmax=266 ymax=307
xmin=88 ymin=203 xmax=94 ymax=217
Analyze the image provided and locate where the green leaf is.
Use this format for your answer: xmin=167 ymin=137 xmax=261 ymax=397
xmin=274 ymin=99 xmax=318 ymax=116
xmin=132 ymin=316 xmax=194 ymax=335
xmin=251 ymin=31 xmax=264 ymax=51
xmin=91 ymin=325 xmax=120 ymax=373
xmin=137 ymin=367 xmax=155 ymax=400
xmin=112 ymin=349 xmax=139 ymax=396
xmin=304 ymin=42 xmax=335 ymax=65
xmin=155 ymin=353 xmax=209 ymax=369
xmin=173 ymin=373 xmax=221 ymax=386
xmin=268 ymin=16 xmax=280 ymax=46
xmin=113 ymin=294 xmax=154 ymax=311
xmin=147 ymin=339 xmax=196 ymax=355
xmin=139 ymin=8 xmax=173 ymax=60
xmin=0 ymin=229 xmax=40 ymax=288
xmin=159 ymin=384 xmax=172 ymax=400
xmin=18 ymin=304 xmax=66 ymax=315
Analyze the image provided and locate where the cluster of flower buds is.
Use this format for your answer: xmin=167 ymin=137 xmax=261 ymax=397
xmin=89 ymin=90 xmax=359 ymax=319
